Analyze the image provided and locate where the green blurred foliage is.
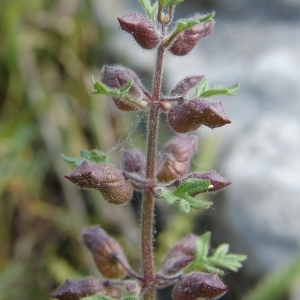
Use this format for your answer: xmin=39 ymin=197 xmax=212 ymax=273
xmin=0 ymin=0 xmax=141 ymax=299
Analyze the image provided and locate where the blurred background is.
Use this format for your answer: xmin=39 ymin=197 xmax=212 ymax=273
xmin=0 ymin=0 xmax=300 ymax=299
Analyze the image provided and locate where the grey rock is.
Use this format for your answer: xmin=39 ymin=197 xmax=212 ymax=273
xmin=219 ymin=113 xmax=300 ymax=277
xmin=183 ymin=0 xmax=300 ymax=20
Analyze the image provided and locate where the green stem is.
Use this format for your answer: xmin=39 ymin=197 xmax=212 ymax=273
xmin=141 ymin=43 xmax=165 ymax=300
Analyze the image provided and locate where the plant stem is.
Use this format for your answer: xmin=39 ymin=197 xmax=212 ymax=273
xmin=141 ymin=43 xmax=165 ymax=300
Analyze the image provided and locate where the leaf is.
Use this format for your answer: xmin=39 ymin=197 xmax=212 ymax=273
xmin=159 ymin=0 xmax=168 ymax=7
xmin=138 ymin=0 xmax=153 ymax=16
xmin=88 ymin=149 xmax=109 ymax=163
xmin=62 ymin=149 xmax=109 ymax=166
xmin=169 ymin=0 xmax=184 ymax=5
xmin=138 ymin=0 xmax=158 ymax=23
xmin=185 ymin=232 xmax=247 ymax=274
xmin=167 ymin=11 xmax=215 ymax=42
xmin=61 ymin=154 xmax=84 ymax=166
xmin=194 ymin=77 xmax=210 ymax=97
xmin=89 ymin=78 xmax=134 ymax=98
xmin=149 ymin=2 xmax=158 ymax=23
xmin=174 ymin=178 xmax=210 ymax=196
xmin=195 ymin=232 xmax=211 ymax=259
xmin=208 ymin=247 xmax=247 ymax=272
xmin=89 ymin=78 xmax=147 ymax=109
xmin=80 ymin=149 xmax=90 ymax=159
xmin=160 ymin=0 xmax=183 ymax=7
xmin=227 ymin=82 xmax=240 ymax=95
xmin=160 ymin=178 xmax=212 ymax=213
xmin=194 ymin=78 xmax=240 ymax=98
xmin=179 ymin=199 xmax=190 ymax=213
xmin=160 ymin=189 xmax=179 ymax=205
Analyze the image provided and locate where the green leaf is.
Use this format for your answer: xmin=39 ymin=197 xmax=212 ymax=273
xmin=185 ymin=232 xmax=247 ymax=274
xmin=139 ymin=0 xmax=153 ymax=15
xmin=176 ymin=11 xmax=215 ymax=32
xmin=160 ymin=178 xmax=212 ymax=213
xmin=196 ymin=231 xmax=211 ymax=258
xmin=179 ymin=199 xmax=190 ymax=213
xmin=89 ymin=78 xmax=134 ymax=98
xmin=119 ymin=80 xmax=134 ymax=94
xmin=194 ymin=77 xmax=209 ymax=97
xmin=61 ymin=154 xmax=84 ymax=166
xmin=138 ymin=0 xmax=158 ymax=23
xmin=80 ymin=149 xmax=90 ymax=159
xmin=194 ymin=78 xmax=240 ymax=98
xmin=159 ymin=0 xmax=168 ymax=7
xmin=160 ymin=189 xmax=179 ymax=204
xmin=174 ymin=178 xmax=210 ymax=196
xmin=89 ymin=78 xmax=147 ymax=109
xmin=166 ymin=11 xmax=215 ymax=44
xmin=187 ymin=197 xmax=213 ymax=210
xmin=159 ymin=0 xmax=184 ymax=9
xmin=227 ymin=82 xmax=240 ymax=95
xmin=169 ymin=0 xmax=184 ymax=5
xmin=149 ymin=2 xmax=158 ymax=23
xmin=88 ymin=149 xmax=109 ymax=163
xmin=208 ymin=249 xmax=247 ymax=272
xmin=62 ymin=149 xmax=109 ymax=166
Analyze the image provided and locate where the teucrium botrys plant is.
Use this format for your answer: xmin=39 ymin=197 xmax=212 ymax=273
xmin=52 ymin=1 xmax=246 ymax=299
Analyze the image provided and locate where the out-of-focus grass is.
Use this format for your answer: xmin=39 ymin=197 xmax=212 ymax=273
xmin=0 ymin=1 xmax=141 ymax=299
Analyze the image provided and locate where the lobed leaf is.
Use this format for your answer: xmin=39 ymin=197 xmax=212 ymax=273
xmin=61 ymin=154 xmax=84 ymax=166
xmin=62 ymin=149 xmax=109 ymax=166
xmin=194 ymin=78 xmax=240 ymax=98
xmin=167 ymin=11 xmax=215 ymax=43
xmin=185 ymin=232 xmax=247 ymax=274
xmin=89 ymin=77 xmax=134 ymax=98
xmin=174 ymin=178 xmax=210 ymax=196
xmin=160 ymin=178 xmax=212 ymax=213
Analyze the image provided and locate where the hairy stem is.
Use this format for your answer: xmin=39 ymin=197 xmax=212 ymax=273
xmin=141 ymin=43 xmax=165 ymax=300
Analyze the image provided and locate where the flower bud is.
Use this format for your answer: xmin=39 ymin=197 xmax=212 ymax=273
xmin=156 ymin=135 xmax=198 ymax=182
xmin=122 ymin=149 xmax=146 ymax=174
xmin=172 ymin=272 xmax=228 ymax=300
xmin=168 ymin=98 xmax=231 ymax=133
xmin=118 ymin=12 xmax=160 ymax=49
xmin=169 ymin=21 xmax=215 ymax=56
xmin=82 ymin=226 xmax=130 ymax=279
xmin=65 ymin=161 xmax=133 ymax=205
xmin=160 ymin=234 xmax=197 ymax=275
xmin=170 ymin=75 xmax=204 ymax=97
xmin=160 ymin=101 xmax=171 ymax=112
xmin=51 ymin=277 xmax=121 ymax=300
xmin=185 ymin=171 xmax=231 ymax=194
xmin=101 ymin=64 xmax=148 ymax=111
